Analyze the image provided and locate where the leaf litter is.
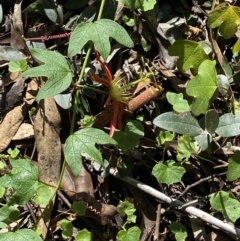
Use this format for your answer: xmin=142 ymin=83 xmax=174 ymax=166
xmin=0 ymin=1 xmax=240 ymax=241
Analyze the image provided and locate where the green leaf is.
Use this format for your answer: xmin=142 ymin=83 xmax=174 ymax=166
xmin=0 ymin=206 xmax=20 ymax=224
xmin=217 ymin=74 xmax=230 ymax=95
xmin=232 ymin=39 xmax=240 ymax=54
xmin=194 ymin=130 xmax=212 ymax=152
xmin=64 ymin=128 xmax=117 ymax=176
xmin=68 ymin=19 xmax=134 ymax=60
xmin=0 ymin=229 xmax=43 ymax=241
xmin=33 ymin=183 xmax=51 ymax=205
xmin=156 ymin=131 xmax=174 ymax=145
xmin=227 ymin=151 xmax=240 ymax=181
xmin=205 ymin=109 xmax=219 ymax=134
xmin=166 ymin=92 xmax=190 ymax=112
xmin=169 ymin=222 xmax=187 ymax=241
xmin=0 ymin=159 xmax=38 ymax=205
xmin=117 ymin=199 xmax=136 ymax=223
xmin=9 ymin=60 xmax=27 ymax=72
xmin=153 ymin=112 xmax=203 ymax=137
xmin=71 ymin=201 xmax=87 ymax=216
xmin=215 ymin=113 xmax=240 ymax=137
xmin=186 ymin=60 xmax=218 ymax=116
xmin=208 ymin=4 xmax=240 ymax=39
xmin=75 ymin=229 xmax=92 ymax=241
xmin=152 ymin=160 xmax=185 ymax=185
xmin=42 ymin=0 xmax=63 ymax=25
xmin=113 ymin=120 xmax=144 ymax=150
xmin=210 ymin=191 xmax=240 ymax=223
xmin=60 ymin=219 xmax=73 ymax=239
xmin=21 ymin=49 xmax=72 ymax=101
xmin=116 ymin=226 xmax=141 ymax=241
xmin=177 ymin=135 xmax=198 ymax=161
xmin=168 ymin=40 xmax=209 ymax=75
xmin=119 ymin=0 xmax=156 ymax=11
xmin=7 ymin=147 xmax=20 ymax=159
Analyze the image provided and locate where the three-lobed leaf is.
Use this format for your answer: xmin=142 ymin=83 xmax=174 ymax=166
xmin=64 ymin=128 xmax=117 ymax=176
xmin=68 ymin=19 xmax=134 ymax=60
xmin=208 ymin=4 xmax=240 ymax=39
xmin=168 ymin=40 xmax=209 ymax=75
xmin=186 ymin=60 xmax=218 ymax=116
xmin=22 ymin=48 xmax=72 ymax=101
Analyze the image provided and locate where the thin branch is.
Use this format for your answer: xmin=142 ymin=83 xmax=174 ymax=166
xmin=110 ymin=168 xmax=240 ymax=240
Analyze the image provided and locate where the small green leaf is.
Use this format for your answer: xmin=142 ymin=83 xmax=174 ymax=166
xmin=60 ymin=219 xmax=73 ymax=239
xmin=9 ymin=59 xmax=27 ymax=72
xmin=205 ymin=109 xmax=219 ymax=134
xmin=217 ymin=75 xmax=230 ymax=95
xmin=186 ymin=60 xmax=218 ymax=116
xmin=113 ymin=120 xmax=144 ymax=150
xmin=71 ymin=201 xmax=87 ymax=216
xmin=119 ymin=0 xmax=156 ymax=11
xmin=156 ymin=131 xmax=174 ymax=145
xmin=0 ymin=206 xmax=20 ymax=224
xmin=117 ymin=199 xmax=136 ymax=223
xmin=169 ymin=222 xmax=187 ymax=241
xmin=232 ymin=39 xmax=240 ymax=54
xmin=210 ymin=191 xmax=240 ymax=222
xmin=0 ymin=229 xmax=43 ymax=241
xmin=153 ymin=112 xmax=203 ymax=137
xmin=194 ymin=131 xmax=212 ymax=152
xmin=177 ymin=135 xmax=198 ymax=161
xmin=0 ymin=159 xmax=38 ymax=205
xmin=75 ymin=229 xmax=92 ymax=241
xmin=64 ymin=128 xmax=117 ymax=176
xmin=208 ymin=4 xmax=240 ymax=39
xmin=7 ymin=147 xmax=20 ymax=159
xmin=68 ymin=19 xmax=134 ymax=60
xmin=42 ymin=0 xmax=63 ymax=25
xmin=166 ymin=92 xmax=190 ymax=112
xmin=227 ymin=151 xmax=240 ymax=181
xmin=33 ymin=183 xmax=51 ymax=205
xmin=116 ymin=226 xmax=141 ymax=241
xmin=215 ymin=113 xmax=240 ymax=137
xmin=168 ymin=40 xmax=209 ymax=75
xmin=21 ymin=49 xmax=72 ymax=100
xmin=152 ymin=160 xmax=185 ymax=185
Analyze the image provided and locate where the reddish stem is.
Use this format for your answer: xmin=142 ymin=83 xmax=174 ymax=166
xmin=109 ymin=101 xmax=119 ymax=137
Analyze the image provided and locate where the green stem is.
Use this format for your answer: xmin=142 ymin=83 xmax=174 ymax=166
xmin=97 ymin=0 xmax=106 ymax=20
xmin=35 ymin=0 xmax=107 ymax=229
xmin=78 ymin=85 xmax=108 ymax=95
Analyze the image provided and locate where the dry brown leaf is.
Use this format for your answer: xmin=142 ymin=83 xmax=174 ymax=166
xmin=0 ymin=78 xmax=36 ymax=153
xmin=34 ymin=97 xmax=61 ymax=238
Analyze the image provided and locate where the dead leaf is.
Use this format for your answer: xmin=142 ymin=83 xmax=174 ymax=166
xmin=34 ymin=97 xmax=61 ymax=238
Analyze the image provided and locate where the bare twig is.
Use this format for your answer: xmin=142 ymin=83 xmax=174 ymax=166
xmin=110 ymin=168 xmax=240 ymax=240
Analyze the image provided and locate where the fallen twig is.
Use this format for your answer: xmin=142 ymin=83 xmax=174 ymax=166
xmin=110 ymin=168 xmax=240 ymax=240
